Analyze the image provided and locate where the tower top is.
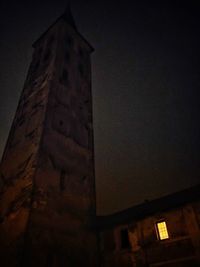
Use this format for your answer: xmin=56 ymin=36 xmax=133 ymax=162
xmin=63 ymin=2 xmax=77 ymax=30
xmin=32 ymin=4 xmax=94 ymax=52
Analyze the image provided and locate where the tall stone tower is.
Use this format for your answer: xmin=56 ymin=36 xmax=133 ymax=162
xmin=0 ymin=6 xmax=99 ymax=267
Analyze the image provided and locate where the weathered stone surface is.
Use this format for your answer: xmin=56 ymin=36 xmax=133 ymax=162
xmin=0 ymin=9 xmax=99 ymax=267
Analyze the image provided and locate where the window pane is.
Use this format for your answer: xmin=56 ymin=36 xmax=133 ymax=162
xmin=157 ymin=221 xmax=169 ymax=240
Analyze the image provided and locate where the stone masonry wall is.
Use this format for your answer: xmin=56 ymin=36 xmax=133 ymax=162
xmin=11 ymin=18 xmax=99 ymax=267
xmin=0 ymin=18 xmax=62 ymax=267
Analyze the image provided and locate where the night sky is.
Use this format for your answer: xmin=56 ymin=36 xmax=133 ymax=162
xmin=0 ymin=1 xmax=200 ymax=215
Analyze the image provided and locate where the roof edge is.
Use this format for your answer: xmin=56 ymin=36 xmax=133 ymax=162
xmin=32 ymin=14 xmax=94 ymax=53
xmin=95 ymin=184 xmax=200 ymax=229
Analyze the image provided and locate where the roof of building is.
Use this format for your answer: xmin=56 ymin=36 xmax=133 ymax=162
xmin=62 ymin=3 xmax=77 ymax=31
xmin=32 ymin=5 xmax=94 ymax=52
xmin=95 ymin=184 xmax=200 ymax=230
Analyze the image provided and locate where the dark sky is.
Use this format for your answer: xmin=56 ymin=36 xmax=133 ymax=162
xmin=0 ymin=0 xmax=200 ymax=215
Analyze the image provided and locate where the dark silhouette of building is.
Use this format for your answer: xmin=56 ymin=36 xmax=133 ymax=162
xmin=0 ymin=6 xmax=99 ymax=267
xmin=97 ymin=185 xmax=200 ymax=267
xmin=0 ymin=6 xmax=200 ymax=267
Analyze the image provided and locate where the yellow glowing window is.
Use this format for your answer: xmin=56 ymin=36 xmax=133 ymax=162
xmin=156 ymin=221 xmax=169 ymax=240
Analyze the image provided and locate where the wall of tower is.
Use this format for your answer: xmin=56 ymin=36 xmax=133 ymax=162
xmin=0 ymin=21 xmax=59 ymax=267
xmin=17 ymin=19 xmax=99 ymax=266
xmin=0 ymin=10 xmax=99 ymax=266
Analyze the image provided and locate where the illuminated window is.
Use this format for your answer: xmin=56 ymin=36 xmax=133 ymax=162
xmin=156 ymin=221 xmax=169 ymax=240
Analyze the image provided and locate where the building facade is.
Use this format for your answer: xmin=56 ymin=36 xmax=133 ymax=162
xmin=97 ymin=186 xmax=200 ymax=267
